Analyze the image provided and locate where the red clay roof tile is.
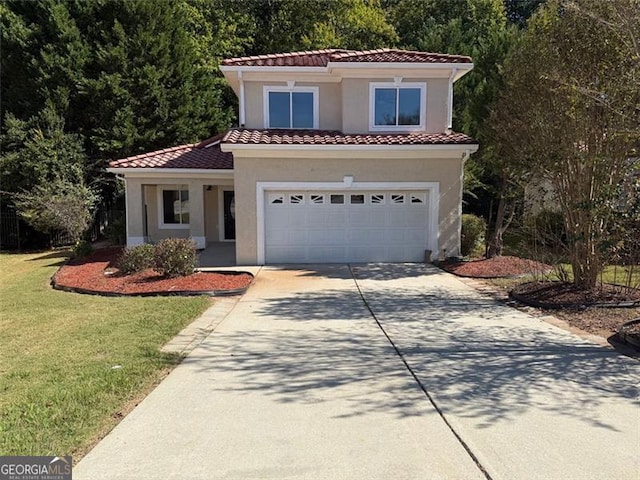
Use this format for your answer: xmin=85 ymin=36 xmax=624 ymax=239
xmin=222 ymin=48 xmax=471 ymax=67
xmin=222 ymin=129 xmax=477 ymax=146
xmin=108 ymin=140 xmax=233 ymax=169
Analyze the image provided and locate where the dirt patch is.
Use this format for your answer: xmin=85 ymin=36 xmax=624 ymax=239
xmin=439 ymin=255 xmax=551 ymax=278
xmin=53 ymin=248 xmax=252 ymax=295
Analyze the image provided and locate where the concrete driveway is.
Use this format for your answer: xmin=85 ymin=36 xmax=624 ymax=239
xmin=75 ymin=265 xmax=640 ymax=480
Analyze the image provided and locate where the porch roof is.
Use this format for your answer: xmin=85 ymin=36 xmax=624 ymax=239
xmin=108 ymin=135 xmax=233 ymax=170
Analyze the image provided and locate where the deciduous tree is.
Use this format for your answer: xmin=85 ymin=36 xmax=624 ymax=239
xmin=490 ymin=0 xmax=640 ymax=288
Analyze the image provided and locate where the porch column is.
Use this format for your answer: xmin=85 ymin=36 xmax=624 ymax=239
xmin=188 ymin=182 xmax=206 ymax=249
xmin=125 ymin=179 xmax=146 ymax=246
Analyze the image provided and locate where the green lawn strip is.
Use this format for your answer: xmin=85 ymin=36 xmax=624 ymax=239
xmin=0 ymin=252 xmax=211 ymax=457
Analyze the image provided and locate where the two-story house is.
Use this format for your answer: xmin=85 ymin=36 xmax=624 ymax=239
xmin=107 ymin=49 xmax=478 ymax=264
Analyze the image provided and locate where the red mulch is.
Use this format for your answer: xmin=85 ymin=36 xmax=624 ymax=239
xmin=53 ymin=247 xmax=252 ymax=295
xmin=440 ymin=256 xmax=552 ymax=278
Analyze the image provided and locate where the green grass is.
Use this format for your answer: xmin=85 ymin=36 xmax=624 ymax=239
xmin=0 ymin=251 xmax=211 ymax=457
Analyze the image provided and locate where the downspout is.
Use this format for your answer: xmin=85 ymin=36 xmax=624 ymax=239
xmin=238 ymin=70 xmax=246 ymax=127
xmin=447 ymin=68 xmax=458 ymax=133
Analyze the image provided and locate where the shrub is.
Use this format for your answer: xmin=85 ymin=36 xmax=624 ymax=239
xmin=153 ymin=238 xmax=197 ymax=278
xmin=105 ymin=215 xmax=126 ymax=245
xmin=525 ymin=209 xmax=566 ymax=248
xmin=72 ymin=239 xmax=93 ymax=258
xmin=461 ymin=214 xmax=487 ymax=257
xmin=117 ymin=244 xmax=155 ymax=275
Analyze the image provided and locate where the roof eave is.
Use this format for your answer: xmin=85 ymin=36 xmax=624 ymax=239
xmin=107 ymin=167 xmax=234 ymax=176
xmin=221 ymin=143 xmax=478 ymax=152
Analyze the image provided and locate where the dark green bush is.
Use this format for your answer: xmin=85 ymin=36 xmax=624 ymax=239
xmin=72 ymin=239 xmax=93 ymax=258
xmin=153 ymin=238 xmax=197 ymax=278
xmin=461 ymin=214 xmax=487 ymax=257
xmin=105 ymin=215 xmax=126 ymax=245
xmin=117 ymin=244 xmax=155 ymax=275
xmin=525 ymin=209 xmax=566 ymax=247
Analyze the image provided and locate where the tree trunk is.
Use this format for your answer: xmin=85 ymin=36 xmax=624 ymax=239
xmin=487 ymin=174 xmax=515 ymax=258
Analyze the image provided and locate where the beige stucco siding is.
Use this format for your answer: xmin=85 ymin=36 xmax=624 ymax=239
xmin=341 ymin=78 xmax=449 ymax=134
xmin=124 ymin=178 xmax=229 ymax=246
xmin=243 ymin=81 xmax=342 ymax=130
xmin=232 ymin=154 xmax=464 ymax=264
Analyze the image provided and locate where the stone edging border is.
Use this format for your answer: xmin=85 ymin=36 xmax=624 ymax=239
xmin=51 ymin=269 xmax=254 ymax=298
xmin=509 ymin=283 xmax=640 ymax=310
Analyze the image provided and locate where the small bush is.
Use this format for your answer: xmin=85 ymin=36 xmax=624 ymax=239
xmin=72 ymin=239 xmax=93 ymax=258
xmin=525 ymin=209 xmax=566 ymax=248
xmin=461 ymin=214 xmax=487 ymax=257
xmin=105 ymin=215 xmax=126 ymax=245
xmin=153 ymin=238 xmax=197 ymax=278
xmin=117 ymin=244 xmax=155 ymax=275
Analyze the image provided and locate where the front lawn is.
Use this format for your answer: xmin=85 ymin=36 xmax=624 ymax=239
xmin=0 ymin=251 xmax=211 ymax=459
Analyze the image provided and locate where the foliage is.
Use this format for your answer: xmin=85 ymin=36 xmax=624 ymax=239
xmin=105 ymin=214 xmax=126 ymax=246
xmin=489 ymin=0 xmax=640 ymax=289
xmin=247 ymin=0 xmax=397 ymax=53
xmin=117 ymin=243 xmax=156 ymax=275
xmin=524 ymin=209 xmax=567 ymax=249
xmin=0 ymin=104 xmax=87 ymax=194
xmin=14 ymin=179 xmax=97 ymax=243
xmin=153 ymin=238 xmax=198 ymax=278
xmin=72 ymin=239 xmax=94 ymax=258
xmin=461 ymin=213 xmax=487 ymax=257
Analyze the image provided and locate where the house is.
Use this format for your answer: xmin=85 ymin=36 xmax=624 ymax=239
xmin=107 ymin=48 xmax=479 ymax=264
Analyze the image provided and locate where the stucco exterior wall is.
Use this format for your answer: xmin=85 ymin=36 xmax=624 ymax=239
xmin=341 ymin=77 xmax=449 ymax=134
xmin=231 ymin=153 xmax=464 ymax=264
xmin=243 ymin=81 xmax=342 ymax=130
xmin=124 ymin=178 xmax=229 ymax=247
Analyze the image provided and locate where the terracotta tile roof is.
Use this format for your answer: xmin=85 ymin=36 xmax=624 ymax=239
xmin=222 ymin=48 xmax=471 ymax=67
xmin=222 ymin=129 xmax=478 ymax=146
xmin=221 ymin=49 xmax=349 ymax=67
xmin=108 ymin=137 xmax=233 ymax=169
xmin=329 ymin=48 xmax=471 ymax=64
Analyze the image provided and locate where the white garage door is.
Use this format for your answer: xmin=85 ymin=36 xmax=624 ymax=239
xmin=264 ymin=190 xmax=431 ymax=263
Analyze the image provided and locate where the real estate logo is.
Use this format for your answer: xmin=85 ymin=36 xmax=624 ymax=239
xmin=0 ymin=456 xmax=71 ymax=480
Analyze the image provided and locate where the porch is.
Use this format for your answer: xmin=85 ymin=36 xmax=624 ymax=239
xmin=198 ymin=242 xmax=236 ymax=267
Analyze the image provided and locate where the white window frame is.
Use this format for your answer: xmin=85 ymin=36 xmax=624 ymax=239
xmin=158 ymin=185 xmax=190 ymax=229
xmin=369 ymin=82 xmax=427 ymax=132
xmin=263 ymin=85 xmax=319 ymax=129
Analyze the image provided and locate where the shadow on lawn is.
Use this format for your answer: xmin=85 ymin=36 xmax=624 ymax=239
xmin=185 ymin=269 xmax=639 ymax=431
xmin=27 ymin=249 xmax=69 ymax=267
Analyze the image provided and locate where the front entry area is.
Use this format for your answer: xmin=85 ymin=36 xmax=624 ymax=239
xmin=264 ymin=189 xmax=434 ymax=263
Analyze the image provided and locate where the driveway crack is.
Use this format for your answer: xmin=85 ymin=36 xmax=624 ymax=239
xmin=349 ymin=265 xmax=494 ymax=480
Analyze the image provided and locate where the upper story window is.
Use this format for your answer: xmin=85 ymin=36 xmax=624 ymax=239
xmin=369 ymin=82 xmax=426 ymax=131
xmin=264 ymin=86 xmax=319 ymax=129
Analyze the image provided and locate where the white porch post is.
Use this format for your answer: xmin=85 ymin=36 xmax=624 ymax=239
xmin=188 ymin=182 xmax=206 ymax=249
xmin=125 ymin=179 xmax=146 ymax=246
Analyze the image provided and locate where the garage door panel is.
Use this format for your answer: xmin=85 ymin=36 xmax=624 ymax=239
xmin=265 ymin=190 xmax=432 ymax=263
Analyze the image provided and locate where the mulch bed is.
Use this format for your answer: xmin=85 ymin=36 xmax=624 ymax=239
xmin=53 ymin=247 xmax=253 ymax=296
xmin=439 ymin=255 xmax=552 ymax=278
xmin=511 ymin=281 xmax=640 ymax=309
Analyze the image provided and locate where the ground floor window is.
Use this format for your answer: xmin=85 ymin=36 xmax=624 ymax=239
xmin=161 ymin=187 xmax=189 ymax=226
